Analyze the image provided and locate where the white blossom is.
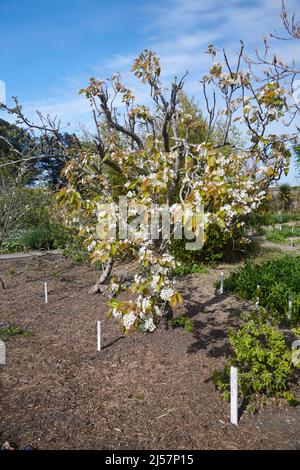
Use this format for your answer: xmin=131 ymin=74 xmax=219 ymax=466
xmin=160 ymin=287 xmax=175 ymax=301
xmin=122 ymin=312 xmax=136 ymax=330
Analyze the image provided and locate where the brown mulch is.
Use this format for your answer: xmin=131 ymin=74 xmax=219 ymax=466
xmin=0 ymin=255 xmax=299 ymax=450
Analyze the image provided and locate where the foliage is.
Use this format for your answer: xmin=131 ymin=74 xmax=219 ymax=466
xmin=171 ymin=315 xmax=193 ymax=333
xmin=0 ymin=323 xmax=32 ymax=341
xmin=224 ymin=256 xmax=300 ymax=323
xmin=265 ymin=225 xmax=300 ymax=244
xmin=278 ymin=184 xmax=292 ymax=211
xmin=172 ymin=261 xmax=207 ymax=277
xmin=0 ymin=225 xmax=67 ymax=252
xmin=0 ymin=186 xmax=29 ymax=245
xmin=34 ymin=132 xmax=79 ymax=188
xmin=213 ymin=315 xmax=298 ymax=407
xmin=264 ymin=212 xmax=300 ymax=225
xmin=0 ymin=118 xmax=37 ymax=183
xmin=244 ymin=210 xmax=300 ymax=235
xmin=0 ymin=188 xmax=69 ymax=252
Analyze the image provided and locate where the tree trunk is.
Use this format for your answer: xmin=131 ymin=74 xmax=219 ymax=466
xmin=88 ymin=257 xmax=113 ymax=294
xmin=163 ymin=302 xmax=174 ymax=329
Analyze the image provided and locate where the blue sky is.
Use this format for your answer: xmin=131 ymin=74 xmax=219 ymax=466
xmin=0 ymin=0 xmax=299 ymax=184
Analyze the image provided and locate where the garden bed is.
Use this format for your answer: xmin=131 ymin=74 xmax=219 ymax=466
xmin=0 ymin=255 xmax=300 ymax=450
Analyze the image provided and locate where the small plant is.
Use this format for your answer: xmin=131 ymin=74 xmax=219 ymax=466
xmin=0 ymin=322 xmax=33 ymax=341
xmin=171 ymin=316 xmax=193 ymax=333
xmin=173 ymin=262 xmax=207 ymax=277
xmin=213 ymin=315 xmax=298 ymax=408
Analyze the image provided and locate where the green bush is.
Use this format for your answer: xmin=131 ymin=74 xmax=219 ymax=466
xmin=224 ymin=256 xmax=300 ymax=323
xmin=170 ymin=223 xmax=249 ymax=266
xmin=213 ymin=316 xmax=298 ymax=407
xmin=0 ymin=188 xmax=70 ymax=253
xmin=1 ymin=223 xmax=69 ymax=252
xmin=245 ymin=210 xmax=272 ymax=234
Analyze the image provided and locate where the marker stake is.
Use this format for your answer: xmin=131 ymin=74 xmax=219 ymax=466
xmin=288 ymin=299 xmax=292 ymax=321
xmin=97 ymin=320 xmax=101 ymax=352
xmin=230 ymin=366 xmax=238 ymax=426
xmin=255 ymin=285 xmax=260 ymax=310
xmin=44 ymin=282 xmax=48 ymax=304
xmin=0 ymin=340 xmax=6 ymax=365
xmin=220 ymin=272 xmax=224 ymax=295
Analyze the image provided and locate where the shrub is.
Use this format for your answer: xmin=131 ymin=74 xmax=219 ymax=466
xmin=213 ymin=316 xmax=298 ymax=407
xmin=1 ymin=224 xmax=68 ymax=252
xmin=0 ymin=188 xmax=70 ymax=253
xmin=224 ymin=256 xmax=300 ymax=323
xmin=170 ymin=223 xmax=249 ymax=266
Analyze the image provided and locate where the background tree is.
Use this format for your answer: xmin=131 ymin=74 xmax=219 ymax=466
xmin=278 ymin=183 xmax=292 ymax=211
xmin=0 ymin=112 xmax=76 ymax=248
xmin=0 ymin=118 xmax=37 ymax=184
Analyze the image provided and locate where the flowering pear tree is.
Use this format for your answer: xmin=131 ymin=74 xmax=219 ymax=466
xmin=55 ymin=46 xmax=292 ymax=334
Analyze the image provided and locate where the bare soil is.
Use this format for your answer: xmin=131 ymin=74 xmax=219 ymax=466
xmin=0 ymin=254 xmax=299 ymax=450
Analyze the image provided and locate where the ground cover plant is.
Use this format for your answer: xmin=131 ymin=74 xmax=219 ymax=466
xmin=0 ymin=322 xmax=32 ymax=341
xmin=223 ymin=255 xmax=300 ymax=324
xmin=265 ymin=225 xmax=300 ymax=244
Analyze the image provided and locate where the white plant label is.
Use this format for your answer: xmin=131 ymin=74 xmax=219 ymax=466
xmin=44 ymin=282 xmax=48 ymax=304
xmin=230 ymin=366 xmax=238 ymax=426
xmin=292 ymin=341 xmax=300 ymax=367
xmin=0 ymin=340 xmax=6 ymax=365
xmin=97 ymin=320 xmax=101 ymax=351
xmin=288 ymin=300 xmax=292 ymax=320
xmin=220 ymin=272 xmax=224 ymax=294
